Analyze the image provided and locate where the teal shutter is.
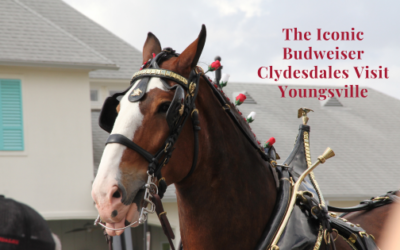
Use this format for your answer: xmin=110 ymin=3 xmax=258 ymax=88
xmin=0 ymin=79 xmax=24 ymax=151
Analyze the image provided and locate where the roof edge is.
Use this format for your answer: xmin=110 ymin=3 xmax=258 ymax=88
xmin=0 ymin=59 xmax=119 ymax=70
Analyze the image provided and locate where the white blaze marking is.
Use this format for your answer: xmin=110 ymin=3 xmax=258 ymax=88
xmin=93 ymin=78 xmax=167 ymax=204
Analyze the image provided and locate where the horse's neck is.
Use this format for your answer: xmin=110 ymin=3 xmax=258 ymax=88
xmin=175 ymin=83 xmax=277 ymax=249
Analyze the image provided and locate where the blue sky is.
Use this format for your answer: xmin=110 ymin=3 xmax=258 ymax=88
xmin=63 ymin=0 xmax=400 ymax=100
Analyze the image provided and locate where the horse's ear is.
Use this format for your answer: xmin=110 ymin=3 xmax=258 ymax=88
xmin=178 ymin=25 xmax=207 ymax=70
xmin=143 ymin=32 xmax=162 ymax=62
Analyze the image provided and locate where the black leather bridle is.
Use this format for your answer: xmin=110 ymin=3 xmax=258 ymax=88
xmin=99 ymin=48 xmax=201 ymax=196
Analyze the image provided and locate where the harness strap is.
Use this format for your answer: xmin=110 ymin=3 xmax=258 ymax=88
xmin=106 ymin=134 xmax=155 ymax=163
xmin=151 ymin=194 xmax=176 ymax=250
xmin=103 ymin=228 xmax=113 ymax=250
xmin=329 ymin=216 xmax=379 ymax=250
xmin=328 ymin=190 xmax=399 ymax=214
xmin=299 ymin=191 xmax=336 ymax=249
xmin=180 ymin=110 xmax=200 ymax=182
xmin=254 ymin=167 xmax=290 ymax=250
xmin=178 ymin=68 xmax=201 ymax=182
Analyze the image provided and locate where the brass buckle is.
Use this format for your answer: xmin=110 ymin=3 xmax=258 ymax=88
xmin=297 ymin=190 xmax=313 ymax=204
xmin=323 ymin=229 xmax=331 ymax=244
xmin=372 ymin=196 xmax=389 ymax=201
xmin=223 ymin=104 xmax=231 ymax=110
xmin=329 ymin=212 xmax=337 ymax=218
xmin=191 ymin=109 xmax=199 ymax=117
xmin=348 ymin=233 xmax=357 ymax=244
xmin=311 ymin=206 xmax=319 ymax=217
xmin=310 ymin=204 xmax=324 ymax=217
xmin=157 ymin=177 xmax=166 ymax=186
xmin=332 ymin=229 xmax=339 ymax=242
xmin=164 ymin=143 xmax=170 ymax=153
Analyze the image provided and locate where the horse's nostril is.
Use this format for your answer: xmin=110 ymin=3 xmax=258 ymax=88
xmin=111 ymin=210 xmax=118 ymax=218
xmin=112 ymin=191 xmax=121 ymax=198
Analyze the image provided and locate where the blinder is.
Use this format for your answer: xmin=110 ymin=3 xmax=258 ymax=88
xmin=99 ymin=90 xmax=128 ymax=133
xmin=128 ymin=77 xmax=149 ymax=102
xmin=99 ymin=76 xmax=152 ymax=133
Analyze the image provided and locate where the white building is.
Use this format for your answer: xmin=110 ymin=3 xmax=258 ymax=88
xmin=1 ymin=0 xmax=400 ymax=250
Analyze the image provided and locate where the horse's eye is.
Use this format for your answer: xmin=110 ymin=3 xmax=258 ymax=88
xmin=158 ymin=102 xmax=170 ymax=113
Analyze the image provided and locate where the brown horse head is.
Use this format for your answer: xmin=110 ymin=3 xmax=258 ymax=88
xmin=91 ymin=26 xmax=207 ymax=236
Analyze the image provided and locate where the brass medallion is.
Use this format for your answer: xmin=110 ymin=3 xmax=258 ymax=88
xmin=131 ymin=89 xmax=143 ymax=97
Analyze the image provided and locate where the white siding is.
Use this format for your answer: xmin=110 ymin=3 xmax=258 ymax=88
xmin=0 ymin=66 xmax=97 ymax=220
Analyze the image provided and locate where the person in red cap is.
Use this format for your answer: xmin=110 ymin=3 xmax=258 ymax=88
xmin=0 ymin=195 xmax=57 ymax=250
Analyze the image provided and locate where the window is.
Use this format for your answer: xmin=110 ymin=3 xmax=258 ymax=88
xmin=0 ymin=79 xmax=24 ymax=151
xmin=90 ymin=89 xmax=98 ymax=101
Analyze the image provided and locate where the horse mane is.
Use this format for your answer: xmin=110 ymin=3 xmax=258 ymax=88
xmin=199 ymin=72 xmax=267 ymax=160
